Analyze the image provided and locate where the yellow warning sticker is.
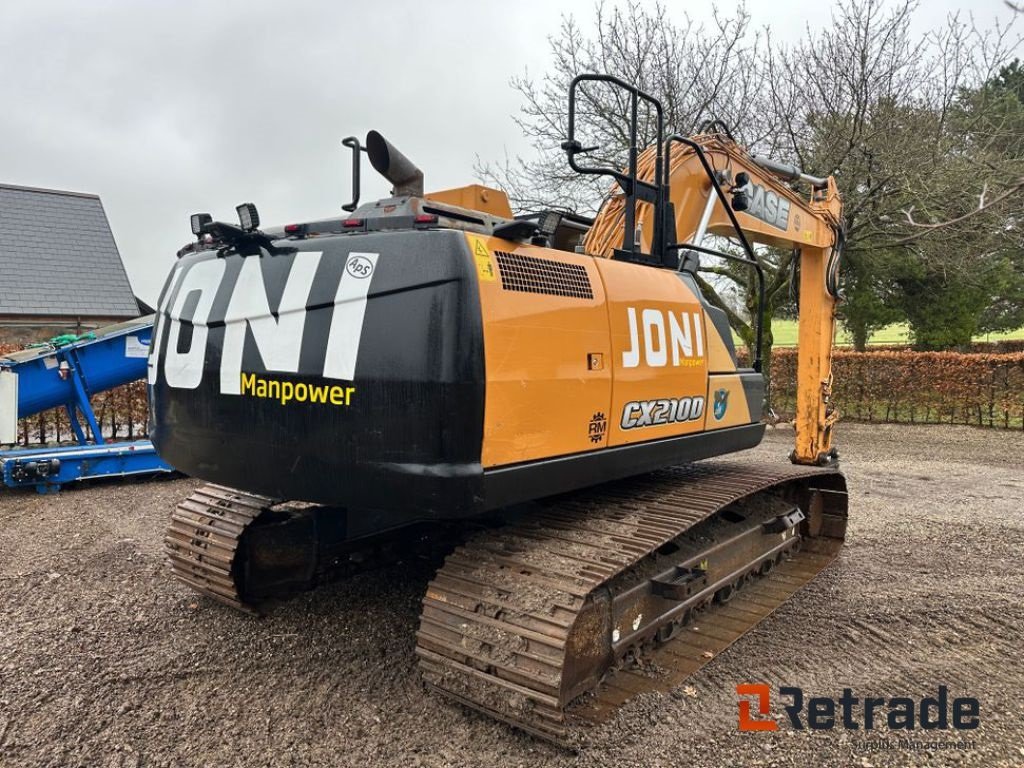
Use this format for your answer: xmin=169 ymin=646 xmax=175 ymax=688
xmin=469 ymin=236 xmax=497 ymax=282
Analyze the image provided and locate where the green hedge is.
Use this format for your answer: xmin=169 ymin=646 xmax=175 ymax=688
xmin=769 ymin=348 xmax=1024 ymax=429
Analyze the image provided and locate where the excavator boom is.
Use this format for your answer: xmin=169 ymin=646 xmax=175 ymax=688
xmin=585 ymin=133 xmax=843 ymax=465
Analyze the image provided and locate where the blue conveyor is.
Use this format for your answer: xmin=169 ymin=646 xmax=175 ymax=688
xmin=0 ymin=316 xmax=172 ymax=492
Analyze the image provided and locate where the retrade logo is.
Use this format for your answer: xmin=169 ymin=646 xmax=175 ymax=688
xmin=736 ymin=684 xmax=980 ymax=732
xmin=737 ymin=684 xmax=778 ymax=731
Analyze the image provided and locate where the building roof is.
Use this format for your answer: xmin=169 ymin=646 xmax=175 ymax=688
xmin=0 ymin=183 xmax=138 ymax=318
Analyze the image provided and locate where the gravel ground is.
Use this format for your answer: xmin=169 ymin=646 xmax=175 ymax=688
xmin=1 ymin=422 xmax=1022 ymax=768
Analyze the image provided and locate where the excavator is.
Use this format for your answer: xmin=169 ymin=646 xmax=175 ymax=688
xmin=149 ymin=75 xmax=847 ymax=743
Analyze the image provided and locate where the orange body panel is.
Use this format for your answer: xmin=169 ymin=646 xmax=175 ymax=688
xmin=706 ymin=374 xmax=753 ymax=429
xmin=425 ymin=185 xmax=513 ymax=218
xmin=705 ymin=311 xmax=738 ymax=373
xmin=472 ymin=233 xmax=743 ymax=469
xmin=472 ymin=234 xmax=612 ymax=467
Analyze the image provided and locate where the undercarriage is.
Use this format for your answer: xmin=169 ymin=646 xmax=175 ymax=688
xmin=165 ymin=459 xmax=846 ymax=745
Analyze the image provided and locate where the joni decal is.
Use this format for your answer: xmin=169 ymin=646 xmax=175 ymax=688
xmin=621 ymin=308 xmax=704 ymax=368
xmin=149 ymin=251 xmax=378 ymax=392
xmin=737 ymin=684 xmax=980 ymax=732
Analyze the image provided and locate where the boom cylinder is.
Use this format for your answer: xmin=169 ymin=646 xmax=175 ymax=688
xmin=751 ymin=155 xmax=828 ymax=189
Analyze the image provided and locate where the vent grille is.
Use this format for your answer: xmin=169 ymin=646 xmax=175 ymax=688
xmin=494 ymin=251 xmax=594 ymax=300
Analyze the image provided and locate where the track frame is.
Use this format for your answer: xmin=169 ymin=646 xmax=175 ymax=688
xmin=416 ymin=460 xmax=848 ymax=744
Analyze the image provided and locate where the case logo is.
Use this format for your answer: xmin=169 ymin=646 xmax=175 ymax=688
xmin=744 ymin=183 xmax=791 ymax=230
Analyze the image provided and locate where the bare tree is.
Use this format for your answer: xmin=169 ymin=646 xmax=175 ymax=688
xmin=767 ymin=0 xmax=1021 ymax=347
xmin=482 ymin=0 xmax=1021 ymax=354
xmin=477 ymin=2 xmax=775 ymax=213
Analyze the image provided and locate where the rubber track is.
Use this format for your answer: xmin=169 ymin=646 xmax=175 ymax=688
xmin=415 ymin=460 xmax=846 ymax=744
xmin=164 ymin=484 xmax=275 ymax=613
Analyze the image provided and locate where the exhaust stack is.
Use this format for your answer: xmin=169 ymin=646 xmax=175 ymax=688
xmin=366 ymin=130 xmax=424 ymax=198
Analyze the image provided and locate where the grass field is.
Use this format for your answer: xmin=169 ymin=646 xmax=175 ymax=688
xmin=761 ymin=320 xmax=1024 ymax=347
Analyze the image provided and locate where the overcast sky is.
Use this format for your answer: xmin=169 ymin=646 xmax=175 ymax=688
xmin=0 ymin=0 xmax=1016 ymax=304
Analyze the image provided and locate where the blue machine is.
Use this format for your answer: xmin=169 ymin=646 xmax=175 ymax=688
xmin=0 ymin=316 xmax=173 ymax=493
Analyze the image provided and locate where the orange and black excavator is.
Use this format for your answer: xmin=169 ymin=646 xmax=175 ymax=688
xmin=149 ymin=74 xmax=847 ymax=742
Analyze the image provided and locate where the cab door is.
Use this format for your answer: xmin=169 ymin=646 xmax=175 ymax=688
xmin=594 ymin=259 xmax=709 ymax=446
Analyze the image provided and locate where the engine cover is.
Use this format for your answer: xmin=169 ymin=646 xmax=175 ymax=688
xmin=148 ymin=230 xmax=486 ymax=519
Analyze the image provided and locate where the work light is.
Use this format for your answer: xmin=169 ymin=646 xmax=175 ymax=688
xmin=236 ymin=203 xmax=260 ymax=232
xmin=538 ymin=211 xmax=562 ymax=236
xmin=190 ymin=213 xmax=212 ymax=236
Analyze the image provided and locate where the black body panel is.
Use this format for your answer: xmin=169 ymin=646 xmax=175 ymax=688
xmin=740 ymin=372 xmax=766 ymax=421
xmin=483 ymin=423 xmax=765 ymax=508
xmin=149 ymin=230 xmax=486 ymax=517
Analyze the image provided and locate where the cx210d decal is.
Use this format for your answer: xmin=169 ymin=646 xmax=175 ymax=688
xmin=621 ymin=396 xmax=706 ymax=429
xmin=147 ymin=251 xmax=379 ymax=393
